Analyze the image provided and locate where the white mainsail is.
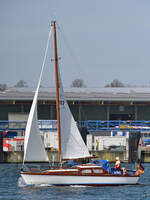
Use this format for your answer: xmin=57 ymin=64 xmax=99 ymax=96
xmin=58 ymin=67 xmax=91 ymax=160
xmin=23 ymin=28 xmax=52 ymax=162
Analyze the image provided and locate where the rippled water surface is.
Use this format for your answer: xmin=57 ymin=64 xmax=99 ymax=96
xmin=0 ymin=163 xmax=150 ymax=200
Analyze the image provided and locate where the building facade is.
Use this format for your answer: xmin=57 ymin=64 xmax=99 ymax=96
xmin=0 ymin=87 xmax=150 ymax=121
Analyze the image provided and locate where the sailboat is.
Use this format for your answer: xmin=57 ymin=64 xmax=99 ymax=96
xmin=20 ymin=21 xmax=141 ymax=186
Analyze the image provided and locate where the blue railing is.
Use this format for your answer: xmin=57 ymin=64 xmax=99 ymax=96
xmin=39 ymin=120 xmax=57 ymax=130
xmin=80 ymin=120 xmax=150 ymax=131
xmin=0 ymin=120 xmax=150 ymax=131
xmin=0 ymin=120 xmax=57 ymax=131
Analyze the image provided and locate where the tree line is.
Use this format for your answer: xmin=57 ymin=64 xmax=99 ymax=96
xmin=0 ymin=78 xmax=145 ymax=91
xmin=0 ymin=80 xmax=28 ymax=91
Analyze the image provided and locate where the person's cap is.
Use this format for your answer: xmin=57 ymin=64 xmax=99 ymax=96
xmin=115 ymin=157 xmax=119 ymax=160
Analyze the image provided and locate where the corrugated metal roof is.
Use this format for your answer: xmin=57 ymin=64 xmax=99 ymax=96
xmin=1 ymin=87 xmax=150 ymax=101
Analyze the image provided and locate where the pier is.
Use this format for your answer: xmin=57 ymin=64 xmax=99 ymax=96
xmin=2 ymin=150 xmax=150 ymax=163
xmin=0 ymin=120 xmax=150 ymax=163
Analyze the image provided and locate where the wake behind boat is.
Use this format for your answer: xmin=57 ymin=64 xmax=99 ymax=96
xmin=20 ymin=21 xmax=143 ymax=186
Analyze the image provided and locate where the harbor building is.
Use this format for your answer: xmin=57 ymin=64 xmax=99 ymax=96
xmin=1 ymin=87 xmax=150 ymax=163
xmin=1 ymin=87 xmax=150 ymax=121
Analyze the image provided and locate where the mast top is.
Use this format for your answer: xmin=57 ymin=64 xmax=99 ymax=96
xmin=51 ymin=20 xmax=56 ymax=26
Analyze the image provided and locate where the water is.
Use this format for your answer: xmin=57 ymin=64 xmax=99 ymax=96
xmin=0 ymin=163 xmax=149 ymax=200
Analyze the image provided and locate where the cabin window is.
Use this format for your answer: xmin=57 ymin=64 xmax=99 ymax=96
xmin=93 ymin=169 xmax=103 ymax=173
xmin=81 ymin=169 xmax=92 ymax=174
xmin=72 ymin=171 xmax=78 ymax=174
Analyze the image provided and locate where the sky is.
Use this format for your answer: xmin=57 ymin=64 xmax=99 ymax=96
xmin=1 ymin=0 xmax=150 ymax=88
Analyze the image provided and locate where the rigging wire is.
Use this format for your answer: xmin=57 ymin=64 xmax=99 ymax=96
xmin=56 ymin=22 xmax=89 ymax=121
xmin=56 ymin=22 xmax=88 ymax=87
xmin=39 ymin=24 xmax=52 ymax=87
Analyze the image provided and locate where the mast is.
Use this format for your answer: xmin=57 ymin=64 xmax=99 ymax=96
xmin=52 ymin=21 xmax=62 ymax=168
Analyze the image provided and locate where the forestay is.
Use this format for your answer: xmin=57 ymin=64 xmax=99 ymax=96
xmin=23 ymin=28 xmax=52 ymax=163
xmin=58 ymin=67 xmax=91 ymax=160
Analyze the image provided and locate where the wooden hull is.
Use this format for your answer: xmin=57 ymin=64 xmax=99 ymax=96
xmin=21 ymin=173 xmax=139 ymax=186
